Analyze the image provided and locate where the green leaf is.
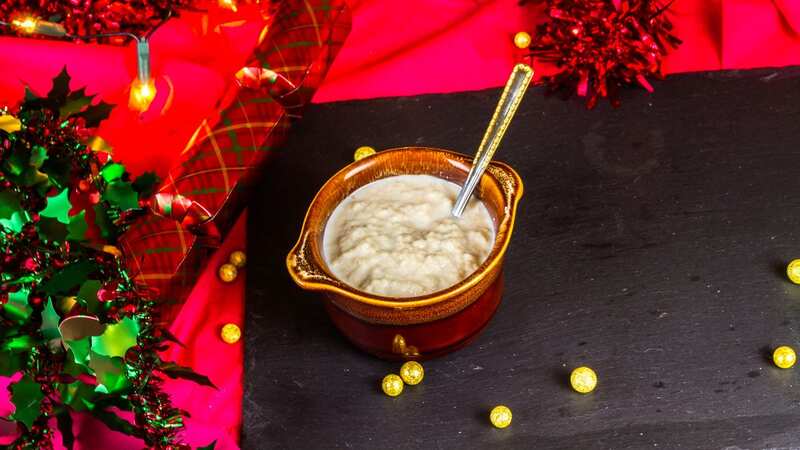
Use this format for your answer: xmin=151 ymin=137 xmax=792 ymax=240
xmin=40 ymin=298 xmax=61 ymax=341
xmin=63 ymin=352 xmax=90 ymax=376
xmin=89 ymin=351 xmax=130 ymax=394
xmin=76 ymin=101 xmax=114 ymax=128
xmin=65 ymin=338 xmax=91 ymax=367
xmin=100 ymin=163 xmax=125 ymax=182
xmin=0 ymin=350 xmax=22 ymax=375
xmin=199 ymin=441 xmax=217 ymax=450
xmin=38 ymin=216 xmax=69 ymax=243
xmin=10 ymin=375 xmax=44 ymax=430
xmin=59 ymin=381 xmax=97 ymax=412
xmin=24 ymin=85 xmax=40 ymax=102
xmin=3 ymin=334 xmax=35 ymax=352
xmin=91 ymin=316 xmax=140 ymax=359
xmin=56 ymin=410 xmax=75 ymax=450
xmin=132 ymin=171 xmax=160 ymax=199
xmin=39 ymin=260 xmax=95 ymax=296
xmin=159 ymin=362 xmax=217 ymax=389
xmin=0 ymin=209 xmax=29 ymax=233
xmin=59 ymin=87 xmax=95 ymax=120
xmin=93 ymin=203 xmax=115 ymax=240
xmin=40 ymin=189 xmax=71 ymax=224
xmin=47 ymin=66 xmax=71 ymax=105
xmin=67 ymin=210 xmax=88 ymax=241
xmin=91 ymin=408 xmax=143 ymax=438
xmin=77 ymin=280 xmax=101 ymax=314
xmin=0 ymin=190 xmax=22 ymax=220
xmin=30 ymin=145 xmax=48 ymax=168
xmin=103 ymin=181 xmax=139 ymax=211
xmin=40 ymin=153 xmax=73 ymax=190
xmin=4 ymin=288 xmax=32 ymax=322
xmin=159 ymin=328 xmax=185 ymax=348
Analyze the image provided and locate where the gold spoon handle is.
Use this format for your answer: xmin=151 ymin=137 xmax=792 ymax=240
xmin=452 ymin=63 xmax=533 ymax=217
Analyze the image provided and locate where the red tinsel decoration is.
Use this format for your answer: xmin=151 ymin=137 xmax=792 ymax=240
xmin=526 ymin=0 xmax=682 ymax=108
xmin=0 ymin=0 xmax=197 ymax=42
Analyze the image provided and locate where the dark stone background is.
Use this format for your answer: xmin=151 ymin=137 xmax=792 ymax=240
xmin=244 ymin=67 xmax=800 ymax=449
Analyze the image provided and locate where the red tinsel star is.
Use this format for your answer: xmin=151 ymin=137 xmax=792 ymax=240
xmin=526 ymin=0 xmax=682 ymax=108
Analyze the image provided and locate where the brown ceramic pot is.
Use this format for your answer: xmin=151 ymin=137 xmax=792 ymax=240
xmin=286 ymin=147 xmax=523 ymax=360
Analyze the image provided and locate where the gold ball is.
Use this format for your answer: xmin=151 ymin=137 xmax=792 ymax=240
xmin=218 ymin=263 xmax=238 ymax=283
xmin=220 ymin=323 xmax=242 ymax=344
xmin=489 ymin=405 xmax=512 ymax=428
xmin=773 ymin=346 xmax=797 ymax=369
xmin=354 ymin=146 xmax=376 ymax=161
xmin=229 ymin=250 xmax=246 ymax=268
xmin=399 ymin=361 xmax=424 ymax=385
xmin=570 ymin=366 xmax=597 ymax=394
xmin=787 ymin=259 xmax=800 ymax=284
xmin=381 ymin=374 xmax=404 ymax=397
xmin=513 ymin=31 xmax=532 ymax=49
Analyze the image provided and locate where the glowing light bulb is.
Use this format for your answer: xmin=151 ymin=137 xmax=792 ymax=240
xmin=12 ymin=16 xmax=38 ymax=34
xmin=219 ymin=0 xmax=238 ymax=12
xmin=129 ymin=78 xmax=157 ymax=112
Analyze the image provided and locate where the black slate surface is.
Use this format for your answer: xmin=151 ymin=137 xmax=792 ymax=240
xmin=244 ymin=67 xmax=800 ymax=449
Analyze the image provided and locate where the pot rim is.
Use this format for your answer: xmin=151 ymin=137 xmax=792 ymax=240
xmin=286 ymin=146 xmax=523 ymax=309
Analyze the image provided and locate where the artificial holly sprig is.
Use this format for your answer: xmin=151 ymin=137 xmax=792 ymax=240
xmin=1 ymin=68 xmax=213 ymax=449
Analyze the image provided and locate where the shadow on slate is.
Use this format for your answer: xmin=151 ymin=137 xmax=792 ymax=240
xmin=244 ymin=67 xmax=800 ymax=449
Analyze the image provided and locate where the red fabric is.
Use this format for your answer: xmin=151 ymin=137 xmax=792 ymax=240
xmin=313 ymin=0 xmax=800 ymax=102
xmin=3 ymin=1 xmax=800 ymax=448
xmin=0 ymin=5 xmax=267 ymax=177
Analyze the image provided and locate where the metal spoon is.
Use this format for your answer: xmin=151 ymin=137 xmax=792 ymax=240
xmin=452 ymin=64 xmax=534 ymax=217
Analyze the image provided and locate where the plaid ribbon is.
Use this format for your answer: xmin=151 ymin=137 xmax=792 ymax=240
xmin=119 ymin=0 xmax=351 ymax=320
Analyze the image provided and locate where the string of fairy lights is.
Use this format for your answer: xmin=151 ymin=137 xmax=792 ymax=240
xmin=0 ymin=0 xmax=240 ymax=112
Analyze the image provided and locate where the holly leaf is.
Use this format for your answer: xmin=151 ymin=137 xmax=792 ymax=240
xmin=77 ymin=280 xmax=101 ymax=314
xmin=67 ymin=210 xmax=88 ymax=241
xmin=92 ymin=203 xmax=115 ymax=240
xmin=10 ymin=375 xmax=44 ymax=430
xmin=159 ymin=362 xmax=217 ymax=389
xmin=91 ymin=316 xmax=139 ymax=359
xmin=63 ymin=352 xmax=90 ymax=376
xmin=59 ymin=87 xmax=95 ymax=120
xmin=100 ymin=163 xmax=125 ymax=182
xmin=56 ymin=410 xmax=75 ymax=450
xmin=23 ymin=86 xmax=41 ymax=106
xmin=132 ymin=171 xmax=159 ymax=199
xmin=91 ymin=408 xmax=143 ymax=438
xmin=0 ymin=191 xmax=22 ymax=220
xmin=47 ymin=66 xmax=71 ymax=106
xmin=39 ymin=260 xmax=95 ymax=295
xmin=40 ymin=189 xmax=71 ymax=224
xmin=38 ymin=216 xmax=69 ymax=243
xmin=0 ymin=350 xmax=22 ymax=375
xmin=59 ymin=381 xmax=97 ymax=412
xmin=65 ymin=338 xmax=91 ymax=367
xmin=159 ymin=328 xmax=185 ymax=347
xmin=40 ymin=153 xmax=73 ymax=191
xmin=3 ymin=335 xmax=35 ymax=353
xmin=89 ymin=351 xmax=129 ymax=394
xmin=199 ymin=441 xmax=217 ymax=450
xmin=40 ymin=298 xmax=61 ymax=341
xmin=30 ymin=145 xmax=47 ymax=168
xmin=103 ymin=181 xmax=139 ymax=211
xmin=3 ymin=288 xmax=31 ymax=323
xmin=75 ymin=101 xmax=114 ymax=128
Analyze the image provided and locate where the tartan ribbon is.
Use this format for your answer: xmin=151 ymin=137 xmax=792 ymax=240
xmin=118 ymin=0 xmax=351 ymax=321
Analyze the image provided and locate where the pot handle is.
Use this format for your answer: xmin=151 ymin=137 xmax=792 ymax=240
xmin=286 ymin=230 xmax=339 ymax=291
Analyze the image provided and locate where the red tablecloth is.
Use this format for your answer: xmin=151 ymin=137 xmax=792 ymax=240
xmin=2 ymin=1 xmax=800 ymax=448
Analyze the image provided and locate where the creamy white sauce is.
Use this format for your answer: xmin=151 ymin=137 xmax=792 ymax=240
xmin=323 ymin=175 xmax=495 ymax=297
